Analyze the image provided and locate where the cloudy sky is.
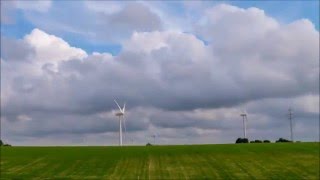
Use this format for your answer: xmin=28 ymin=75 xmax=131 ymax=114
xmin=1 ymin=1 xmax=319 ymax=146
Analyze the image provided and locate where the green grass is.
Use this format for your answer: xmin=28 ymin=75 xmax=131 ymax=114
xmin=1 ymin=142 xmax=319 ymax=179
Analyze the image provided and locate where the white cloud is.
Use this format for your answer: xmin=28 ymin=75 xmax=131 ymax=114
xmin=24 ymin=28 xmax=88 ymax=63
xmin=124 ymin=30 xmax=208 ymax=60
xmin=123 ymin=31 xmax=169 ymax=53
xmin=197 ymin=4 xmax=280 ymax=52
xmin=292 ymin=95 xmax=319 ymax=114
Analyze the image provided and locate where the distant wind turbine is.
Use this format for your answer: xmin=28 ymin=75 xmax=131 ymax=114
xmin=151 ymin=134 xmax=156 ymax=145
xmin=288 ymin=108 xmax=294 ymax=142
xmin=240 ymin=109 xmax=248 ymax=139
xmin=114 ymin=100 xmax=126 ymax=146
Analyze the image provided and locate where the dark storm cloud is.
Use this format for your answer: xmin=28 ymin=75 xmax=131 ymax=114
xmin=2 ymin=110 xmax=149 ymax=138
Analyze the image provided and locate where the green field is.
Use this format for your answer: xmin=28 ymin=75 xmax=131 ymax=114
xmin=1 ymin=143 xmax=319 ymax=179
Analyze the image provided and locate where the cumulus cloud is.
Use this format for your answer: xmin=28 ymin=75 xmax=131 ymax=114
xmin=24 ymin=28 xmax=87 ymax=62
xmin=91 ymin=2 xmax=163 ymax=42
xmin=0 ymin=37 xmax=35 ymax=62
xmin=197 ymin=4 xmax=279 ymax=43
xmin=1 ymin=4 xmax=318 ymax=145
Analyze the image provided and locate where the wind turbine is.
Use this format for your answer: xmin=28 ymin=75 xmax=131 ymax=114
xmin=240 ymin=109 xmax=248 ymax=139
xmin=114 ymin=100 xmax=126 ymax=146
xmin=151 ymin=134 xmax=156 ymax=145
xmin=288 ymin=108 xmax=294 ymax=142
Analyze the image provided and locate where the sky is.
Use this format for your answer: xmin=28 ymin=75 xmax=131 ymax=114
xmin=0 ymin=0 xmax=319 ymax=146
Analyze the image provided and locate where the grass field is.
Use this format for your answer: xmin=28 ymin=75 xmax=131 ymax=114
xmin=1 ymin=142 xmax=319 ymax=179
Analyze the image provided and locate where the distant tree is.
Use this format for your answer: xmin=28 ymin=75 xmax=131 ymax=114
xmin=263 ymin=140 xmax=271 ymax=143
xmin=276 ymin=138 xmax=291 ymax=143
xmin=250 ymin=141 xmax=255 ymax=143
xmin=254 ymin=140 xmax=262 ymax=143
xmin=0 ymin=140 xmax=11 ymax=147
xmin=146 ymin=142 xmax=152 ymax=146
xmin=236 ymin=138 xmax=249 ymax=143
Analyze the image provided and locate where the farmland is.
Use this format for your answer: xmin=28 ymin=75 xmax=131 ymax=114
xmin=1 ymin=142 xmax=319 ymax=179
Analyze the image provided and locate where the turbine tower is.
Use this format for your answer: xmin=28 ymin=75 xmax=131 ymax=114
xmin=114 ymin=100 xmax=126 ymax=146
xmin=288 ymin=108 xmax=294 ymax=142
xmin=151 ymin=134 xmax=156 ymax=145
xmin=240 ymin=110 xmax=248 ymax=139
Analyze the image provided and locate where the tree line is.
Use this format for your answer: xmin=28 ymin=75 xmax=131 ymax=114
xmin=236 ymin=137 xmax=293 ymax=144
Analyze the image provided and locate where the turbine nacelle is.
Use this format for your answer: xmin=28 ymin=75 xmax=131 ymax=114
xmin=114 ymin=100 xmax=126 ymax=116
xmin=240 ymin=109 xmax=248 ymax=121
xmin=115 ymin=112 xmax=124 ymax=116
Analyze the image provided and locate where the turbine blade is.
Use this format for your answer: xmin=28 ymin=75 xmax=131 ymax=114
xmin=245 ymin=108 xmax=248 ymax=121
xmin=114 ymin=100 xmax=122 ymax=111
xmin=122 ymin=103 xmax=126 ymax=113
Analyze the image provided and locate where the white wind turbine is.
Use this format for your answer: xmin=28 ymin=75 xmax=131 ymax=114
xmin=151 ymin=134 xmax=156 ymax=145
xmin=114 ymin=100 xmax=126 ymax=146
xmin=240 ymin=109 xmax=248 ymax=139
